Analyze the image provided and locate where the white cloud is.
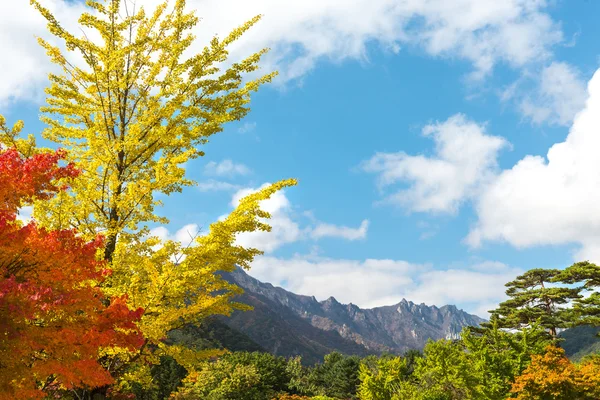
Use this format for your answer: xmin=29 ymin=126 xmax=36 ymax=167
xmin=311 ymin=219 xmax=369 ymax=240
xmin=149 ymin=223 xmax=201 ymax=245
xmin=147 ymin=217 xmax=517 ymax=316
xmin=204 ymin=160 xmax=252 ymax=177
xmin=249 ymin=255 xmax=520 ymax=316
xmin=152 ymin=216 xmax=519 ymax=316
xmin=0 ymin=0 xmax=564 ymax=104
xmin=362 ymin=114 xmax=508 ymax=213
xmin=231 ymin=183 xmax=370 ymax=253
xmin=199 ymin=160 xmax=250 ymax=192
xmin=147 ymin=223 xmax=201 ymax=262
xmin=232 ymin=184 xmax=304 ymax=253
xmin=238 ymin=122 xmax=257 ymax=134
xmin=514 ymin=62 xmax=588 ymax=126
xmin=0 ymin=0 xmax=86 ymax=106
xmin=468 ymin=68 xmax=600 ymax=261
xmin=197 ymin=180 xmax=242 ymax=192
xmin=16 ymin=206 xmax=33 ymax=224
xmin=250 ymin=255 xmax=421 ymax=308
xmin=360 ymin=68 xmax=600 ymax=262
xmin=148 ymin=226 xmax=170 ymax=242
xmin=175 ymin=224 xmax=201 ymax=244
xmin=401 ymin=262 xmax=522 ymax=316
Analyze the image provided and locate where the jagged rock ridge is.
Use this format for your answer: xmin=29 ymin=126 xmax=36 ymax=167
xmin=219 ymin=267 xmax=485 ymax=363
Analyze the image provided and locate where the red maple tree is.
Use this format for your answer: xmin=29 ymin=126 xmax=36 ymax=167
xmin=0 ymin=147 xmax=144 ymax=399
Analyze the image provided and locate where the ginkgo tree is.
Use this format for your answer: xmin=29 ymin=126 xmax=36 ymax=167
xmin=0 ymin=117 xmax=144 ymax=399
xmin=31 ymin=0 xmax=276 ymax=249
xmin=29 ymin=0 xmax=295 ymax=395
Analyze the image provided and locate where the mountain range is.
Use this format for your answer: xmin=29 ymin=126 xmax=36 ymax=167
xmin=211 ymin=267 xmax=486 ymax=364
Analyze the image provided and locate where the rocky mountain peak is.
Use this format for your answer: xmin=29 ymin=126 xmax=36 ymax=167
xmin=219 ymin=267 xmax=485 ymax=361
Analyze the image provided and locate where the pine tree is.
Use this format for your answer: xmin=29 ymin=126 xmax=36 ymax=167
xmin=487 ymin=269 xmax=582 ymax=337
xmin=558 ymin=261 xmax=600 ymax=326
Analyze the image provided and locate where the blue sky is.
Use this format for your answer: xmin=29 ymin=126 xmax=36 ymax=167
xmin=2 ymin=0 xmax=600 ymax=317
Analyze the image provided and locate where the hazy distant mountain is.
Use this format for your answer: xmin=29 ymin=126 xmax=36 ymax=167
xmin=217 ymin=267 xmax=485 ymax=364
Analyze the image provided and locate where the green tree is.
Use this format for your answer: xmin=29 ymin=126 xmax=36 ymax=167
xmin=414 ymin=340 xmax=478 ymax=400
xmin=303 ymin=352 xmax=362 ymax=399
xmin=286 ymin=356 xmax=316 ymax=396
xmin=557 ymin=261 xmax=600 ymax=326
xmin=401 ymin=350 xmax=423 ymax=378
xmin=170 ymin=351 xmax=296 ymax=400
xmin=487 ymin=269 xmax=582 ymax=337
xmin=170 ymin=358 xmax=262 ymax=400
xmin=220 ymin=351 xmax=292 ymax=396
xmin=130 ymin=356 xmax=187 ymax=400
xmin=462 ymin=322 xmax=550 ymax=400
xmin=358 ymin=355 xmax=413 ymax=400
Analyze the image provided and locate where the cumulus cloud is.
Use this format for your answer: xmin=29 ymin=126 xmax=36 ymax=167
xmin=197 ymin=180 xmax=241 ymax=192
xmin=468 ymin=68 xmax=600 ymax=261
xmin=249 ymin=255 xmax=520 ymax=316
xmin=402 ymin=262 xmax=522 ymax=317
xmin=362 ymin=114 xmax=508 ymax=213
xmin=311 ymin=219 xmax=369 ymax=241
xmin=232 ymin=184 xmax=305 ymax=253
xmin=231 ymin=183 xmax=370 ymax=253
xmin=361 ymin=68 xmax=600 ymax=263
xmin=155 ymin=183 xmax=369 ymax=254
xmin=204 ymin=160 xmax=252 ymax=177
xmin=512 ymin=62 xmax=588 ymax=126
xmin=149 ymin=216 xmax=521 ymax=316
xmin=149 ymin=223 xmax=201 ymax=245
xmin=0 ymin=0 xmax=86 ymax=106
xmin=154 ymin=185 xmax=305 ymax=254
xmin=145 ymin=217 xmax=520 ymax=316
xmin=0 ymin=0 xmax=564 ymax=104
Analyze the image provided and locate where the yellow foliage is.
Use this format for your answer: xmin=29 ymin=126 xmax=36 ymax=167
xmin=28 ymin=0 xmax=293 ymax=388
xmin=30 ymin=0 xmax=276 ymax=252
xmin=0 ymin=115 xmax=39 ymax=158
xmin=104 ymin=180 xmax=297 ymax=372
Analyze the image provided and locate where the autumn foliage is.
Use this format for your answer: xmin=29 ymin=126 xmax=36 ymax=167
xmin=510 ymin=345 xmax=600 ymax=400
xmin=2 ymin=1 xmax=599 ymax=399
xmin=0 ymin=147 xmax=143 ymax=399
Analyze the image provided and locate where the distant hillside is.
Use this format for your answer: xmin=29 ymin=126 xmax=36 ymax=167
xmin=216 ymin=267 xmax=485 ymax=363
xmin=168 ymin=317 xmax=265 ymax=353
xmin=560 ymin=326 xmax=600 ymax=361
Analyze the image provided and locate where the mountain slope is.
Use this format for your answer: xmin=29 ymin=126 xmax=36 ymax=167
xmin=219 ymin=267 xmax=484 ymax=363
xmin=168 ymin=317 xmax=265 ymax=353
xmin=560 ymin=326 xmax=600 ymax=361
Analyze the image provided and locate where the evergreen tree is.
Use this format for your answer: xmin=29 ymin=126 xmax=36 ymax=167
xmin=487 ymin=268 xmax=582 ymax=337
xmin=461 ymin=322 xmax=550 ymax=400
xmin=221 ymin=351 xmax=292 ymax=395
xmin=321 ymin=352 xmax=362 ymax=399
xmin=558 ymin=261 xmax=600 ymax=326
